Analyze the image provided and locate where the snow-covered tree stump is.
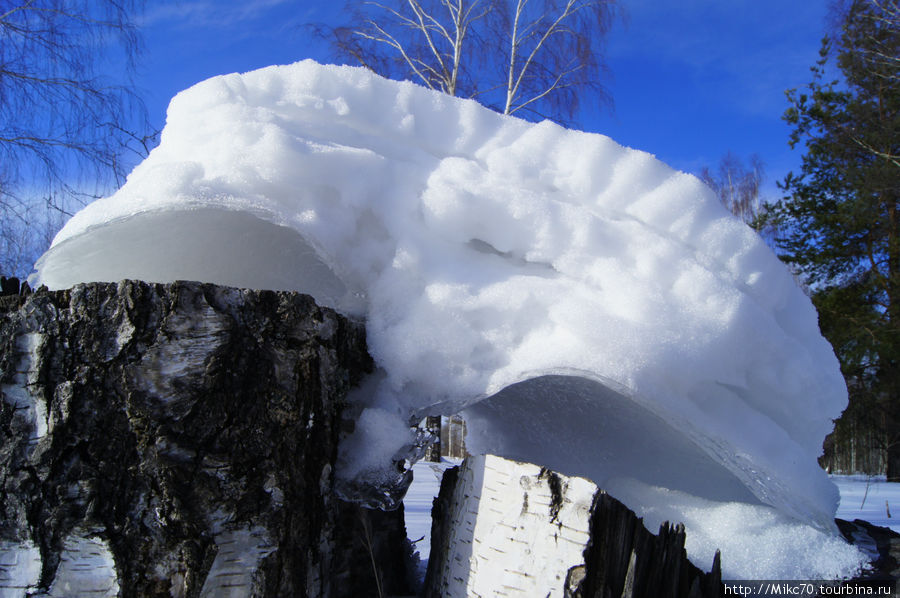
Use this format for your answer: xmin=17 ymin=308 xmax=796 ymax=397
xmin=424 ymin=454 xmax=722 ymax=598
xmin=0 ymin=280 xmax=410 ymax=597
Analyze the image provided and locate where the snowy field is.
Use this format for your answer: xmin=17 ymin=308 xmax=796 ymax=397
xmin=405 ymin=465 xmax=900 ymax=579
xmin=833 ymin=474 xmax=900 ymax=534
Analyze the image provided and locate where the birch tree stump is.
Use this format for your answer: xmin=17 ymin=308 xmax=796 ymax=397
xmin=425 ymin=454 xmax=722 ymax=598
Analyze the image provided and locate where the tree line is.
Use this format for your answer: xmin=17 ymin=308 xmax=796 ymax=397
xmin=2 ymin=0 xmax=899 ymax=476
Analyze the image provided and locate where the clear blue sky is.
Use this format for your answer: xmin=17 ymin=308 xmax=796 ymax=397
xmin=134 ymin=0 xmax=832 ymax=200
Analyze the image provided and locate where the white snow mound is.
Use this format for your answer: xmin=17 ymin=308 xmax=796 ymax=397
xmin=32 ymin=60 xmax=864 ymax=578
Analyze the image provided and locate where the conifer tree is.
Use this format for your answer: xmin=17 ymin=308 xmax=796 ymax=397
xmin=768 ymin=0 xmax=900 ymax=476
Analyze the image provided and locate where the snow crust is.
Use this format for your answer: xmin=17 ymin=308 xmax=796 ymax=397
xmin=32 ymin=60 xmax=863 ymax=578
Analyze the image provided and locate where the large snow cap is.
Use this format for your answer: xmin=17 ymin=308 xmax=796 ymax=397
xmin=33 ymin=60 xmax=863 ymax=578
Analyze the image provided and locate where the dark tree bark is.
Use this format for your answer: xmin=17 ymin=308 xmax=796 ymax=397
xmin=0 ymin=280 xmax=411 ymax=597
xmin=424 ymin=415 xmax=442 ymax=462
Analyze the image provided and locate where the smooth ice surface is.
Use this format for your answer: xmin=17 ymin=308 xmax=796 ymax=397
xmin=32 ymin=60 xmax=860 ymax=577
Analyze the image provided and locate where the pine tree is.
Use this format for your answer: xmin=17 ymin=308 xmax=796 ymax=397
xmin=768 ymin=0 xmax=900 ymax=476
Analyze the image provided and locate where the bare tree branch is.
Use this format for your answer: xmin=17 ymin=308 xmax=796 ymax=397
xmin=346 ymin=0 xmax=488 ymax=96
xmin=700 ymin=152 xmax=767 ymax=230
xmin=321 ymin=0 xmax=617 ymax=124
xmin=0 ymin=0 xmax=150 ymax=277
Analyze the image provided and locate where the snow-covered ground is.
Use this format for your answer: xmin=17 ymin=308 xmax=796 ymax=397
xmin=833 ymin=474 xmax=900 ymax=534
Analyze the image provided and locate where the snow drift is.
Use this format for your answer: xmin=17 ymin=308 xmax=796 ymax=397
xmin=31 ymin=60 xmax=864 ymax=578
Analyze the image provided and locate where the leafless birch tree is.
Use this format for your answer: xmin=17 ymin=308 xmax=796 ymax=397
xmin=0 ymin=0 xmax=150 ymax=276
xmin=699 ymin=152 xmax=766 ymax=228
xmin=345 ymin=0 xmax=491 ymax=96
xmin=326 ymin=0 xmax=617 ymax=124
xmin=330 ymin=0 xmax=491 ymax=98
xmin=498 ymin=0 xmax=614 ymax=120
